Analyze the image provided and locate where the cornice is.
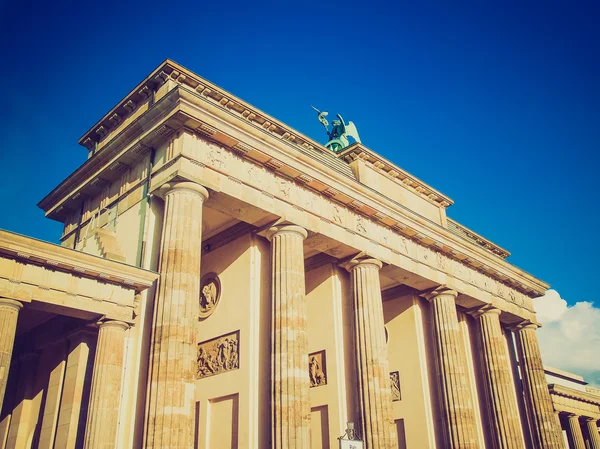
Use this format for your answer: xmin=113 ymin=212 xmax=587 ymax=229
xmin=447 ymin=218 xmax=511 ymax=259
xmin=38 ymin=86 xmax=181 ymax=217
xmin=337 ymin=144 xmax=454 ymax=208
xmin=78 ymin=59 xmax=330 ymax=157
xmin=0 ymin=229 xmax=158 ymax=292
xmin=549 ymin=384 xmax=600 ymax=406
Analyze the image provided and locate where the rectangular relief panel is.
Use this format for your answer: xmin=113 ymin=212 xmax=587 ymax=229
xmin=309 ymin=350 xmax=327 ymax=388
xmin=310 ymin=405 xmax=330 ymax=449
xmin=197 ymin=330 xmax=240 ymax=379
xmin=207 ymin=394 xmax=239 ymax=449
xmin=390 ymin=371 xmax=401 ymax=401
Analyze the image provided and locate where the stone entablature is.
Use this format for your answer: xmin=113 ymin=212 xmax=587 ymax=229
xmin=40 ymin=90 xmax=546 ymax=302
xmin=337 ymin=145 xmax=453 ymax=209
xmin=447 ymin=219 xmax=511 ymax=259
xmin=0 ymin=230 xmax=157 ymax=322
xmin=549 ymin=384 xmax=600 ymax=420
xmin=149 ymin=142 xmax=536 ymax=320
xmin=38 ymin=64 xmax=548 ymax=321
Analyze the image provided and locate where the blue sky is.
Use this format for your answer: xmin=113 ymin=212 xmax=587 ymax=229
xmin=0 ymin=0 xmax=598 ymax=310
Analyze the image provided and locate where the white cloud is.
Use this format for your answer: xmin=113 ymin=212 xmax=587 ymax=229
xmin=533 ymin=290 xmax=600 ymax=387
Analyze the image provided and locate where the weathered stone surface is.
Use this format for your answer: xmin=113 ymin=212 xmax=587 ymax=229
xmin=83 ymin=320 xmax=129 ymax=449
xmin=145 ymin=181 xmax=208 ymax=449
xmin=584 ymin=418 xmax=600 ymax=449
xmin=267 ymin=224 xmax=311 ymax=449
xmin=566 ymin=414 xmax=585 ymax=449
xmin=0 ymin=298 xmax=21 ymax=414
xmin=472 ymin=306 xmax=525 ymax=449
xmin=344 ymin=258 xmax=397 ymax=449
xmin=56 ymin=330 xmax=96 ymax=449
xmin=514 ymin=324 xmax=565 ymax=449
xmin=424 ymin=287 xmax=480 ymax=449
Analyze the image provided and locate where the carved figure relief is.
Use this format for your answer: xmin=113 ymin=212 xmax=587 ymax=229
xmin=332 ymin=204 xmax=343 ymax=225
xmin=278 ymin=179 xmax=291 ymax=198
xmin=206 ymin=144 xmax=226 ymax=170
xmin=197 ymin=330 xmax=239 ymax=379
xmin=199 ymin=273 xmax=221 ymax=318
xmin=356 ymin=217 xmax=367 ymax=234
xmin=309 ymin=350 xmax=327 ymax=387
xmin=390 ymin=371 xmax=401 ymax=401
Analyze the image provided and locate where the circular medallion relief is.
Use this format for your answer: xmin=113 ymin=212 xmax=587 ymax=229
xmin=199 ymin=273 xmax=221 ymax=318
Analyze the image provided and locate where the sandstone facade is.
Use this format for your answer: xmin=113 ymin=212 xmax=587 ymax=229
xmin=0 ymin=59 xmax=597 ymax=449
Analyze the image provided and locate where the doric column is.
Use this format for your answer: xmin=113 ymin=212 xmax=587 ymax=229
xmin=145 ymin=181 xmax=208 ymax=449
xmin=5 ymin=353 xmax=38 ymax=449
xmin=584 ymin=418 xmax=600 ymax=449
xmin=0 ymin=298 xmax=22 ymax=413
xmin=513 ymin=323 xmax=564 ymax=449
xmin=267 ymin=224 xmax=311 ymax=449
xmin=83 ymin=320 xmax=129 ymax=449
xmin=471 ymin=306 xmax=524 ymax=449
xmin=56 ymin=329 xmax=97 ymax=449
xmin=565 ymin=414 xmax=585 ymax=449
xmin=343 ymin=257 xmax=397 ymax=449
xmin=423 ymin=287 xmax=480 ymax=449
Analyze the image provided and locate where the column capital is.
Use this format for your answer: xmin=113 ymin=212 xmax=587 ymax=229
xmin=566 ymin=413 xmax=581 ymax=419
xmin=582 ymin=416 xmax=598 ymax=422
xmin=467 ymin=303 xmax=501 ymax=318
xmin=339 ymin=255 xmax=382 ymax=272
xmin=157 ymin=180 xmax=209 ymax=201
xmin=263 ymin=223 xmax=308 ymax=241
xmin=0 ymin=297 xmax=22 ymax=311
xmin=507 ymin=320 xmax=539 ymax=332
xmin=421 ymin=285 xmax=458 ymax=302
xmin=96 ymin=319 xmax=130 ymax=331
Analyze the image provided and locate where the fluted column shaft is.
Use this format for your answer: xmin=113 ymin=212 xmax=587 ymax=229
xmin=473 ymin=307 xmax=524 ymax=449
xmin=83 ymin=320 xmax=129 ymax=449
xmin=268 ymin=224 xmax=310 ymax=449
xmin=0 ymin=298 xmax=22 ymax=413
xmin=585 ymin=418 xmax=600 ymax=449
xmin=566 ymin=415 xmax=585 ymax=449
xmin=514 ymin=324 xmax=564 ymax=449
xmin=145 ymin=182 xmax=208 ymax=449
xmin=345 ymin=258 xmax=396 ymax=449
xmin=425 ymin=287 xmax=479 ymax=449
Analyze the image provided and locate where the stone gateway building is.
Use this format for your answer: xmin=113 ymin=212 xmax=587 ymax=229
xmin=0 ymin=60 xmax=598 ymax=449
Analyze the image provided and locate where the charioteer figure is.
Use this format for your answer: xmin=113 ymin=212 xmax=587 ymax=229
xmin=311 ymin=105 xmax=361 ymax=153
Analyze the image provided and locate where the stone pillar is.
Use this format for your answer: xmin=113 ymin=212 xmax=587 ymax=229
xmin=565 ymin=414 xmax=585 ymax=449
xmin=83 ymin=320 xmax=129 ymax=449
xmin=5 ymin=353 xmax=38 ymax=449
xmin=145 ymin=181 xmax=208 ymax=449
xmin=514 ymin=323 xmax=564 ymax=449
xmin=471 ymin=306 xmax=524 ymax=449
xmin=55 ymin=330 xmax=97 ymax=449
xmin=423 ymin=287 xmax=479 ymax=449
xmin=0 ymin=298 xmax=22 ymax=413
xmin=343 ymin=257 xmax=396 ymax=449
xmin=584 ymin=418 xmax=600 ymax=449
xmin=267 ymin=224 xmax=311 ymax=449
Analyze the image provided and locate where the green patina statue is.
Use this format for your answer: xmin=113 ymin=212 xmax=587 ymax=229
xmin=311 ymin=105 xmax=361 ymax=153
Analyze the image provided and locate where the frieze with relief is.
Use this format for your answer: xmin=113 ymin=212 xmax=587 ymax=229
xmin=309 ymin=350 xmax=327 ymax=388
xmin=192 ymin=138 xmax=534 ymax=311
xmin=199 ymin=273 xmax=221 ymax=318
xmin=197 ymin=330 xmax=239 ymax=379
